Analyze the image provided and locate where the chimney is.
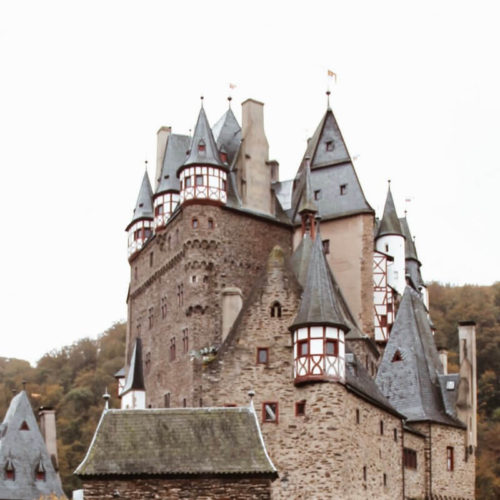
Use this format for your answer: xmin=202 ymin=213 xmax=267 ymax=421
xmin=239 ymin=99 xmax=271 ymax=214
xmin=438 ymin=348 xmax=448 ymax=374
xmin=38 ymin=407 xmax=59 ymax=470
xmin=457 ymin=321 xmax=477 ymax=452
xmin=155 ymin=126 xmax=171 ymax=190
xmin=221 ymin=287 xmax=243 ymax=342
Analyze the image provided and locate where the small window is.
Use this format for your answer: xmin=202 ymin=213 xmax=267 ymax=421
xmin=183 ymin=398 xmax=187 ymax=408
xmin=394 ymin=428 xmax=398 ymax=442
xmin=192 ymin=275 xmax=197 ymax=283
xmin=161 ymin=297 xmax=167 ymax=319
xmin=4 ymin=461 xmax=15 ymax=481
xmin=35 ymin=461 xmax=45 ymax=481
xmin=262 ymin=402 xmax=278 ymax=423
xmin=340 ymin=184 xmax=347 ymax=195
xmin=404 ymin=448 xmax=417 ymax=469
xmin=383 ymin=473 xmax=387 ymax=487
xmin=164 ymin=392 xmax=170 ymax=408
xmin=387 ymin=302 xmax=393 ymax=313
xmin=270 ymin=301 xmax=282 ymax=318
xmin=170 ymin=337 xmax=176 ymax=361
xmin=220 ymin=151 xmax=228 ymax=163
xmin=447 ymin=446 xmax=454 ymax=471
xmin=446 ymin=380 xmax=455 ymax=390
xmin=322 ymin=239 xmax=330 ymax=254
xmin=198 ymin=141 xmax=206 ymax=152
xmin=295 ymin=401 xmax=306 ymax=416
xmin=20 ymin=421 xmax=29 ymax=431
xmin=356 ymin=408 xmax=360 ymax=424
xmin=224 ymin=403 xmax=237 ymax=407
xmin=392 ymin=350 xmax=402 ymax=362
xmin=326 ymin=140 xmax=334 ymax=151
xmin=148 ymin=307 xmax=154 ymax=329
xmin=155 ymin=204 xmax=164 ymax=217
xmin=380 ymin=314 xmax=388 ymax=327
xmin=149 ymin=252 xmax=154 ymax=267
xmin=385 ymin=244 xmax=389 ymax=252
xmin=182 ymin=329 xmax=189 ymax=354
xmin=257 ymin=348 xmax=269 ymax=364
xmin=314 ymin=189 xmax=321 ymax=200
xmin=208 ymin=218 xmax=214 ymax=229
xmin=298 ymin=340 xmax=309 ymax=357
xmin=192 ymin=218 xmax=199 ymax=229
xmin=380 ymin=420 xmax=384 ymax=435
xmin=325 ymin=340 xmax=338 ymax=356
xmin=363 ymin=466 xmax=367 ymax=481
xmin=185 ymin=176 xmax=192 ymax=188
xmin=195 ymin=174 xmax=203 ymax=186
xmin=222 ymin=179 xmax=227 ymax=191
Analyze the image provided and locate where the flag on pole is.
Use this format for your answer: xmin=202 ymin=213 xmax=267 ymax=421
xmin=327 ymin=70 xmax=337 ymax=83
xmin=229 ymin=83 xmax=236 ymax=90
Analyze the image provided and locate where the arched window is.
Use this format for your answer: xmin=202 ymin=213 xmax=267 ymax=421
xmin=35 ymin=460 xmax=45 ymax=481
xmin=392 ymin=350 xmax=403 ymax=362
xmin=4 ymin=460 xmax=15 ymax=480
xmin=270 ymin=301 xmax=282 ymax=318
xmin=192 ymin=218 xmax=199 ymax=229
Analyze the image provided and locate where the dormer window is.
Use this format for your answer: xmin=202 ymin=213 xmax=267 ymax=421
xmin=326 ymin=140 xmax=334 ymax=151
xmin=198 ymin=140 xmax=206 ymax=152
xmin=322 ymin=239 xmax=330 ymax=255
xmin=35 ymin=460 xmax=46 ymax=481
xmin=4 ymin=460 xmax=14 ymax=480
xmin=20 ymin=420 xmax=29 ymax=431
xmin=392 ymin=350 xmax=402 ymax=362
xmin=262 ymin=402 xmax=278 ymax=423
xmin=220 ymin=151 xmax=228 ymax=163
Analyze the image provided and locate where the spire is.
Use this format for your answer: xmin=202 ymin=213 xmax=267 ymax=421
xmin=121 ymin=338 xmax=145 ymax=396
xmin=156 ymin=134 xmax=191 ymax=194
xmin=212 ymin=106 xmax=241 ymax=166
xmin=298 ymin=160 xmax=318 ymax=215
xmin=376 ymin=182 xmax=403 ymax=238
xmin=291 ymin=232 xmax=349 ymax=331
xmin=129 ymin=171 xmax=154 ymax=225
xmin=182 ymin=105 xmax=223 ymax=168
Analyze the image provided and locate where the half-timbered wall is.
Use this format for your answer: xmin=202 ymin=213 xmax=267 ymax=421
xmin=153 ymin=192 xmax=180 ymax=229
xmin=375 ymin=234 xmax=405 ymax=295
xmin=179 ymin=166 xmax=227 ymax=204
xmin=128 ymin=220 xmax=153 ymax=259
xmin=373 ymin=251 xmax=394 ymax=342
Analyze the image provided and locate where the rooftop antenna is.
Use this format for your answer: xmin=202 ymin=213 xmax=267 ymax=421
xmin=103 ymin=387 xmax=111 ymax=410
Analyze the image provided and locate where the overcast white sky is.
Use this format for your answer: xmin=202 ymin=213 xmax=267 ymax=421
xmin=1 ymin=0 xmax=498 ymax=364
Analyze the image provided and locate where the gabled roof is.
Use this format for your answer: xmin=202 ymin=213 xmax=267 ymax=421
xmin=181 ymin=106 xmax=223 ymax=169
xmin=127 ymin=171 xmax=154 ymax=230
xmin=156 ymin=134 xmax=190 ymax=194
xmin=121 ymin=338 xmax=145 ymax=396
xmin=212 ymin=107 xmax=241 ymax=166
xmin=0 ymin=391 xmax=66 ymax=499
xmin=376 ymin=288 xmax=465 ymax=428
xmin=291 ymin=233 xmax=349 ymax=331
xmin=291 ymin=108 xmax=372 ymax=222
xmin=376 ymin=186 xmax=403 ymax=238
xmin=75 ymin=407 xmax=277 ymax=477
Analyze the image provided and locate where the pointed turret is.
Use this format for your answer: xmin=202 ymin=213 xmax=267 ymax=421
xmin=120 ymin=337 xmax=146 ymax=409
xmin=297 ymin=161 xmax=318 ymax=239
xmin=213 ymin=104 xmax=241 ymax=166
xmin=290 ymin=233 xmax=349 ymax=384
xmin=153 ymin=134 xmax=190 ymax=230
xmin=375 ymin=183 xmax=406 ymax=295
xmin=126 ymin=170 xmax=154 ymax=259
xmin=177 ymin=101 xmax=228 ymax=206
xmin=0 ymin=391 xmax=66 ymax=499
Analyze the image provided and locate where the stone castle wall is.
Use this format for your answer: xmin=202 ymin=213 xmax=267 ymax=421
xmin=402 ymin=428 xmax=426 ymax=499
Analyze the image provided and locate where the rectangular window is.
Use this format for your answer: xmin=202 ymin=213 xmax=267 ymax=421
xmin=155 ymin=204 xmax=164 ymax=216
xmin=314 ymin=189 xmax=321 ymax=200
xmin=326 ymin=140 xmax=334 ymax=151
xmin=185 ymin=176 xmax=192 ymax=187
xmin=394 ymin=428 xmax=398 ymax=442
xmin=383 ymin=473 xmax=387 ymax=487
xmin=380 ymin=420 xmax=384 ymax=435
xmin=257 ymin=347 xmax=269 ymax=364
xmin=149 ymin=252 xmax=154 ymax=267
xmin=403 ymin=448 xmax=417 ymax=469
xmin=262 ymin=402 xmax=278 ymax=423
xmin=356 ymin=408 xmax=360 ymax=424
xmin=195 ymin=174 xmax=203 ymax=186
xmin=322 ymin=239 xmax=330 ymax=254
xmin=164 ymin=392 xmax=170 ymax=408
xmin=148 ymin=307 xmax=154 ymax=329
xmin=340 ymin=183 xmax=347 ymax=195
xmin=380 ymin=314 xmax=388 ymax=327
xmin=183 ymin=398 xmax=187 ymax=408
xmin=161 ymin=297 xmax=167 ymax=319
xmin=295 ymin=401 xmax=306 ymax=416
xmin=182 ymin=329 xmax=189 ymax=354
xmin=447 ymin=446 xmax=454 ymax=471
xmin=363 ymin=466 xmax=367 ymax=481
xmin=170 ymin=337 xmax=176 ymax=361
xmin=298 ymin=340 xmax=308 ymax=357
xmin=325 ymin=339 xmax=338 ymax=356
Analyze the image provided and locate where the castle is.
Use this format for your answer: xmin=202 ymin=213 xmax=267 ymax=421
xmin=76 ymin=95 xmax=477 ymax=499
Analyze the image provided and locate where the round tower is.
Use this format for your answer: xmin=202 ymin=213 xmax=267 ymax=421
xmin=177 ymin=100 xmax=228 ymax=206
xmin=126 ymin=170 xmax=154 ymax=259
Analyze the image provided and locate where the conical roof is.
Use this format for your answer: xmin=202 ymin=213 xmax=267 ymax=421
xmin=291 ymin=233 xmax=349 ymax=331
xmin=0 ymin=391 xmax=66 ymax=498
xmin=213 ymin=107 xmax=241 ymax=166
xmin=376 ymin=186 xmax=403 ymax=238
xmin=376 ymin=288 xmax=464 ymax=427
xmin=121 ymin=337 xmax=145 ymax=396
xmin=298 ymin=162 xmax=318 ymax=214
xmin=156 ymin=134 xmax=191 ymax=194
xmin=127 ymin=171 xmax=153 ymax=230
xmin=399 ymin=217 xmax=419 ymax=261
xmin=182 ymin=106 xmax=223 ymax=168
xmin=291 ymin=233 xmax=314 ymax=287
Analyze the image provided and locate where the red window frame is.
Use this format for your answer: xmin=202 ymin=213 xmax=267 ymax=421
xmin=185 ymin=176 xmax=192 ymax=188
xmin=257 ymin=347 xmax=269 ymax=364
xmin=298 ymin=339 xmax=309 ymax=357
xmin=262 ymin=402 xmax=278 ymax=423
xmin=155 ymin=204 xmax=164 ymax=216
xmin=36 ymin=470 xmax=45 ymax=481
xmin=295 ymin=400 xmax=306 ymax=416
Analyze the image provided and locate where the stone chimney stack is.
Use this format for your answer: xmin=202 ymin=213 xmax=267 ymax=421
xmin=38 ymin=407 xmax=59 ymax=470
xmin=239 ymin=99 xmax=272 ymax=215
xmin=221 ymin=287 xmax=243 ymax=342
xmin=155 ymin=126 xmax=171 ymax=190
xmin=438 ymin=349 xmax=448 ymax=374
xmin=456 ymin=321 xmax=477 ymax=453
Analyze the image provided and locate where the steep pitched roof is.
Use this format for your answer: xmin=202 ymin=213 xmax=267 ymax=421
xmin=291 ymin=233 xmax=314 ymax=287
xmin=212 ymin=107 xmax=241 ymax=166
xmin=121 ymin=338 xmax=145 ymax=396
xmin=291 ymin=233 xmax=349 ymax=331
xmin=75 ymin=407 xmax=276 ymax=477
xmin=375 ymin=288 xmax=465 ymax=427
xmin=156 ymin=134 xmax=190 ymax=194
xmin=291 ymin=108 xmax=372 ymax=222
xmin=297 ymin=162 xmax=318 ymax=214
xmin=376 ymin=186 xmax=403 ymax=238
xmin=182 ymin=106 xmax=223 ymax=168
xmin=0 ymin=391 xmax=66 ymax=499
xmin=399 ymin=217 xmax=419 ymax=261
xmin=127 ymin=171 xmax=154 ymax=230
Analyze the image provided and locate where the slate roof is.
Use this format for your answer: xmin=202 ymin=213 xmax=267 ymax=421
xmin=290 ymin=108 xmax=373 ymax=222
xmin=212 ymin=107 xmax=241 ymax=166
xmin=375 ymin=287 xmax=465 ymax=428
xmin=156 ymin=134 xmax=190 ymax=194
xmin=127 ymin=171 xmax=154 ymax=230
xmin=399 ymin=217 xmax=419 ymax=262
xmin=376 ymin=186 xmax=403 ymax=238
xmin=291 ymin=233 xmax=314 ymax=287
xmin=297 ymin=162 xmax=318 ymax=214
xmin=291 ymin=233 xmax=349 ymax=331
xmin=75 ymin=407 xmax=277 ymax=477
xmin=181 ymin=106 xmax=224 ymax=169
xmin=0 ymin=391 xmax=66 ymax=499
xmin=121 ymin=338 xmax=145 ymax=396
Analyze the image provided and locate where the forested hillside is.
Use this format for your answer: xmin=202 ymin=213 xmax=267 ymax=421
xmin=0 ymin=283 xmax=498 ymax=497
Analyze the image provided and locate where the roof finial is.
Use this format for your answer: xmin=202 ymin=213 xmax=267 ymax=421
xmin=388 ymin=179 xmax=391 ymax=187
xmin=200 ymin=95 xmax=204 ymax=108
xmin=144 ymin=159 xmax=148 ymax=172
xmin=326 ymin=90 xmax=331 ymax=109
xmin=227 ymin=96 xmax=232 ymax=109
xmin=103 ymin=387 xmax=111 ymax=410
xmin=247 ymin=389 xmax=255 ymax=409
